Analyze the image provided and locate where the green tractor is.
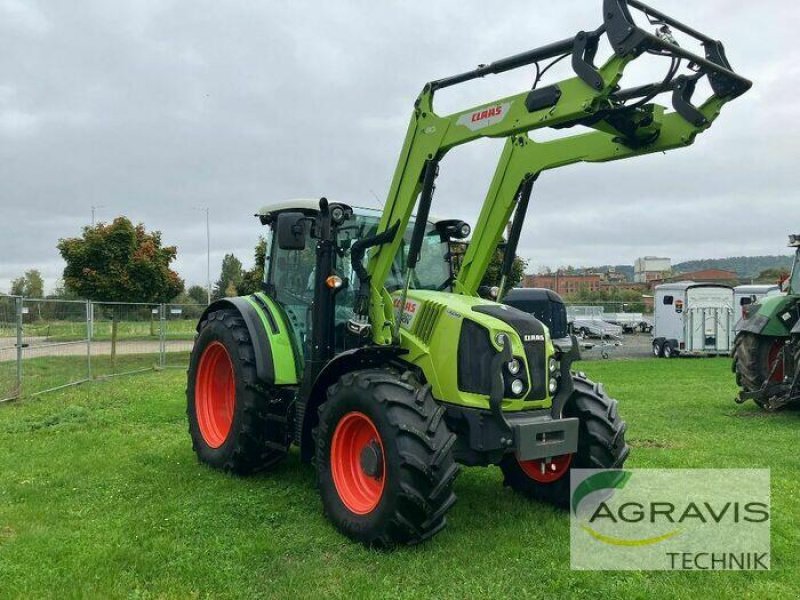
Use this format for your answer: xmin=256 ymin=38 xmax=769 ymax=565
xmin=733 ymin=235 xmax=800 ymax=410
xmin=187 ymin=0 xmax=749 ymax=546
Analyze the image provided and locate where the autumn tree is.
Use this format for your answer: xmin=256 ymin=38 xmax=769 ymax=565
xmin=57 ymin=217 xmax=184 ymax=365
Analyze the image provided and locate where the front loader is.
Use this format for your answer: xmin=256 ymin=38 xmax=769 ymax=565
xmin=733 ymin=236 xmax=800 ymax=410
xmin=187 ymin=1 xmax=750 ymax=547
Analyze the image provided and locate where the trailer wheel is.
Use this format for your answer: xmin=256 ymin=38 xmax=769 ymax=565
xmin=315 ymin=370 xmax=459 ymax=547
xmin=652 ymin=339 xmax=664 ymax=358
xmin=663 ymin=342 xmax=677 ymax=359
xmin=187 ymin=309 xmax=289 ymax=474
xmin=500 ymin=373 xmax=630 ymax=508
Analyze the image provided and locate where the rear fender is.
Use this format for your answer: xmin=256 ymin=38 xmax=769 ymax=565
xmin=738 ymin=295 xmax=797 ymax=337
xmin=197 ymin=294 xmax=299 ymax=385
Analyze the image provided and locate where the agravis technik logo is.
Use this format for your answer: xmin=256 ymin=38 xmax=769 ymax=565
xmin=570 ymin=469 xmax=770 ymax=571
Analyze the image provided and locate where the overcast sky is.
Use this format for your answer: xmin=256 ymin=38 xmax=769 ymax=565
xmin=1 ymin=0 xmax=797 ymax=293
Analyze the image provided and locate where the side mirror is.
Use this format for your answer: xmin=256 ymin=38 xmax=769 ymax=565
xmin=276 ymin=212 xmax=307 ymax=250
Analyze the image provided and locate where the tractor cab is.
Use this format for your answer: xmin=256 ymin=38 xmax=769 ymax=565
xmin=256 ymin=199 xmax=467 ymax=357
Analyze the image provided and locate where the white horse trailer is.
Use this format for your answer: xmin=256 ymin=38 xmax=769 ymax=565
xmin=733 ymin=284 xmax=781 ymax=327
xmin=652 ymin=282 xmax=734 ymax=358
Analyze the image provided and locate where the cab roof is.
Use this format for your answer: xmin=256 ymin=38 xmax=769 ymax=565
xmin=256 ymin=198 xmax=444 ymax=224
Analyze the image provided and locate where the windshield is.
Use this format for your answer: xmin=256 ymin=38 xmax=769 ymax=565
xmin=337 ymin=211 xmax=452 ymax=292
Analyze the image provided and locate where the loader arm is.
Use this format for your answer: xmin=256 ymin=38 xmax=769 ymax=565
xmin=454 ymin=98 xmax=728 ymax=296
xmin=359 ymin=0 xmax=750 ymax=345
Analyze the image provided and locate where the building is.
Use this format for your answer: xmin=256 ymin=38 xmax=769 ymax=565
xmin=634 ymin=256 xmax=671 ymax=283
xmin=599 ymin=281 xmax=649 ymax=294
xmin=523 ymin=272 xmax=602 ymax=297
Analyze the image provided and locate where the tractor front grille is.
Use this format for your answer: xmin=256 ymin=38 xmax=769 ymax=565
xmin=413 ymin=300 xmax=445 ymax=345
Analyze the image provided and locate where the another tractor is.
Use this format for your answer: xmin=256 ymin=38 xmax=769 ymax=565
xmin=733 ymin=235 xmax=800 ymax=410
xmin=187 ymin=0 xmax=749 ymax=546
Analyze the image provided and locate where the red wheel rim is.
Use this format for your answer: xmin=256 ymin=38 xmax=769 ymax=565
xmin=767 ymin=340 xmax=785 ymax=383
xmin=195 ymin=341 xmax=236 ymax=448
xmin=518 ymin=454 xmax=573 ymax=483
xmin=331 ymin=412 xmax=386 ymax=515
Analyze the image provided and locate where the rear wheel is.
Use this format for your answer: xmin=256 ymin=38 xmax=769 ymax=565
xmin=663 ymin=343 xmax=677 ymax=359
xmin=315 ymin=370 xmax=459 ymax=547
xmin=500 ymin=373 xmax=630 ymax=508
xmin=732 ymin=331 xmax=787 ymax=408
xmin=187 ymin=309 xmax=289 ymax=474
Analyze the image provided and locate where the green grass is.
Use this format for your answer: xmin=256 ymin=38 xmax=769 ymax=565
xmin=9 ymin=353 xmax=191 ymax=397
xmin=0 ymin=359 xmax=798 ymax=598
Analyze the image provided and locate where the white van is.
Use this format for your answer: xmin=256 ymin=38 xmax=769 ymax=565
xmin=652 ymin=282 xmax=734 ymax=358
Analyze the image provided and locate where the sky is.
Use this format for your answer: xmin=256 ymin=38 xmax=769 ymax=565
xmin=1 ymin=0 xmax=797 ymax=294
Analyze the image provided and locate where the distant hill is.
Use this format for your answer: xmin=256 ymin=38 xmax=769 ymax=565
xmin=674 ymin=255 xmax=794 ymax=279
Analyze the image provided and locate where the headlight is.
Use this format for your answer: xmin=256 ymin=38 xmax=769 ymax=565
xmin=549 ymin=357 xmax=558 ymax=373
xmin=511 ymin=379 xmax=525 ymax=396
xmin=495 ymin=332 xmax=508 ymax=347
xmin=507 ymin=359 xmax=521 ymax=375
xmin=548 ymin=377 xmax=558 ymax=394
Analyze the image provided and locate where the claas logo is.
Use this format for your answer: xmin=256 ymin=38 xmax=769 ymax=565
xmin=471 ymin=106 xmax=503 ymax=123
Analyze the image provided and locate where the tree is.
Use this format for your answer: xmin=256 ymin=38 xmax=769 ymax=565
xmin=480 ymin=248 xmax=527 ymax=289
xmin=213 ymin=254 xmax=244 ymax=300
xmin=58 ymin=217 xmax=184 ymax=365
xmin=186 ymin=284 xmax=208 ymax=305
xmin=449 ymin=241 xmax=527 ymax=290
xmin=238 ymin=237 xmax=267 ymax=296
xmin=10 ymin=269 xmax=44 ymax=298
xmin=755 ymin=267 xmax=790 ymax=285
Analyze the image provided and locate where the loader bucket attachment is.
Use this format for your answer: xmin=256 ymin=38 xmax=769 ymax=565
xmin=604 ymin=0 xmax=751 ymax=124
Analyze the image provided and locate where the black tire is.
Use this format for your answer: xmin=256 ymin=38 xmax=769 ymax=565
xmin=187 ymin=309 xmax=288 ymax=474
xmin=652 ymin=340 xmax=664 ymax=358
xmin=732 ymin=331 xmax=786 ymax=408
xmin=663 ymin=343 xmax=676 ymax=359
xmin=315 ymin=369 xmax=459 ymax=547
xmin=500 ymin=373 xmax=630 ymax=508
xmin=579 ymin=328 xmax=588 ymax=340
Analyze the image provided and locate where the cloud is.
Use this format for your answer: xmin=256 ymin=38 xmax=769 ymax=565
xmin=0 ymin=0 xmax=797 ymax=293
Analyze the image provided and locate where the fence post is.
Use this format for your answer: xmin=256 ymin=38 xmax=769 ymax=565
xmin=15 ymin=297 xmax=23 ymax=398
xmin=159 ymin=304 xmax=166 ymax=368
xmin=86 ymin=300 xmax=93 ymax=381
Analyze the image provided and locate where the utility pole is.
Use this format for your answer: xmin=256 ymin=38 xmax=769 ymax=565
xmin=194 ymin=207 xmax=212 ymax=304
xmin=205 ymin=207 xmax=211 ymax=305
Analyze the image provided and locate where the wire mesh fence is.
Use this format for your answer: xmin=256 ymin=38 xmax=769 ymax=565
xmin=0 ymin=295 xmax=20 ymax=402
xmin=0 ymin=297 xmax=205 ymax=402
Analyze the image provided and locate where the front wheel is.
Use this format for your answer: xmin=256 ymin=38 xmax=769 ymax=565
xmin=315 ymin=370 xmax=459 ymax=547
xmin=500 ymin=373 xmax=630 ymax=508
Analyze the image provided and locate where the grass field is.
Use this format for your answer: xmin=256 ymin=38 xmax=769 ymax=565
xmin=19 ymin=318 xmax=198 ymax=342
xmin=1 ymin=359 xmax=798 ymax=598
